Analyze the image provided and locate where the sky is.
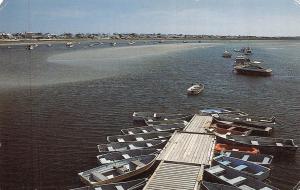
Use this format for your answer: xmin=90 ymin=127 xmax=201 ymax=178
xmin=0 ymin=0 xmax=300 ymax=36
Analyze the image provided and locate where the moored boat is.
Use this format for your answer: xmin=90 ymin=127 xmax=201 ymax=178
xmin=27 ymin=44 xmax=34 ymax=50
xmin=201 ymin=181 xmax=240 ymax=190
xmin=132 ymin=112 xmax=192 ymax=123
xmin=97 ymin=139 xmax=167 ymax=154
xmin=78 ymin=154 xmax=156 ymax=186
xmin=207 ymin=123 xmax=252 ymax=136
xmin=199 ymin=107 xmax=248 ymax=116
xmin=187 ymin=83 xmax=204 ymax=95
xmin=66 ymin=42 xmax=74 ymax=48
xmin=204 ymin=164 xmax=279 ymax=190
xmin=215 ymin=143 xmax=259 ymax=154
xmin=216 ymin=134 xmax=298 ymax=155
xmin=213 ymin=155 xmax=270 ymax=180
xmin=213 ymin=113 xmax=276 ymax=129
xmin=107 ymin=132 xmax=172 ymax=142
xmin=70 ymin=178 xmax=147 ymax=190
xmin=214 ymin=121 xmax=273 ymax=136
xmin=222 ymin=50 xmax=232 ymax=58
xmin=221 ymin=151 xmax=273 ymax=167
xmin=244 ymin=47 xmax=252 ymax=55
xmin=145 ymin=119 xmax=188 ymax=126
xmin=96 ymin=148 xmax=159 ymax=165
xmin=121 ymin=124 xmax=185 ymax=135
xmin=234 ymin=64 xmax=272 ymax=76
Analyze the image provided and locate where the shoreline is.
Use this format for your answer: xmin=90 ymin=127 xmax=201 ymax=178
xmin=1 ymin=38 xmax=300 ymax=46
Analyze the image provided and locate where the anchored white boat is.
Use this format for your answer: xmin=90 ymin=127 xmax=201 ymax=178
xmin=187 ymin=83 xmax=204 ymax=95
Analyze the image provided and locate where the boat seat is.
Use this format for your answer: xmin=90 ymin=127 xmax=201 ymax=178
xmin=224 ymin=152 xmax=231 ymax=157
xmin=239 ymin=184 xmax=255 ymax=190
xmin=122 ymin=154 xmax=130 ymax=159
xmin=107 ymin=174 xmax=114 ymax=179
xmin=219 ymin=175 xmax=229 ymax=181
xmin=107 ymin=146 xmax=115 ymax=151
xmin=128 ymin=144 xmax=138 ymax=150
xmin=100 ymin=158 xmax=111 ymax=164
xmin=115 ymin=185 xmax=125 ymax=190
xmin=242 ymin=155 xmax=250 ymax=161
xmin=128 ymin=131 xmax=134 ymax=135
xmin=156 ymin=128 xmax=162 ymax=131
xmin=115 ymin=165 xmax=130 ymax=174
xmin=91 ymin=172 xmax=108 ymax=181
xmin=262 ymin=157 xmax=270 ymax=164
xmin=220 ymin=160 xmax=231 ymax=166
xmin=255 ymin=171 xmax=264 ymax=176
xmin=266 ymin=127 xmax=272 ymax=131
xmin=146 ymin=143 xmax=153 ymax=147
xmin=227 ymin=176 xmax=246 ymax=186
xmin=208 ymin=166 xmax=225 ymax=174
xmin=276 ymin=143 xmax=283 ymax=146
xmin=259 ymin=187 xmax=272 ymax=190
xmin=232 ymin=149 xmax=239 ymax=151
xmin=234 ymin=165 xmax=248 ymax=171
xmin=158 ymin=136 xmax=164 ymax=138
xmin=142 ymin=130 xmax=148 ymax=133
xmin=118 ymin=138 xmax=125 ymax=142
xmin=131 ymin=160 xmax=146 ymax=169
xmin=136 ymin=137 xmax=144 ymax=141
xmin=251 ymin=140 xmax=259 ymax=145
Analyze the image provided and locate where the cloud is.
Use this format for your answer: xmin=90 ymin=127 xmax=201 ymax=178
xmin=0 ymin=0 xmax=7 ymax=10
xmin=295 ymin=0 xmax=300 ymax=6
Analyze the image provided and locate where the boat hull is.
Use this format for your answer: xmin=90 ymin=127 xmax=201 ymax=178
xmin=235 ymin=68 xmax=272 ymax=76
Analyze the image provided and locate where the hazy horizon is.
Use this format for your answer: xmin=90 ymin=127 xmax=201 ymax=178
xmin=1 ymin=0 xmax=300 ymax=37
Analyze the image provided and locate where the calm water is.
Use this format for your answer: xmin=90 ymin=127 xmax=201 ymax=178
xmin=0 ymin=40 xmax=299 ymax=190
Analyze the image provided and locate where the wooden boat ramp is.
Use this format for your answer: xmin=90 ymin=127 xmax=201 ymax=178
xmin=143 ymin=115 xmax=216 ymax=190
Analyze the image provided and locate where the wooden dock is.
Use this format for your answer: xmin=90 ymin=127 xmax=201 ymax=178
xmin=143 ymin=115 xmax=216 ymax=190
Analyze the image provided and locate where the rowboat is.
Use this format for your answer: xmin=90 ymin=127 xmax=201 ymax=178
xmin=215 ymin=121 xmax=273 ymax=136
xmin=107 ymin=132 xmax=172 ymax=142
xmin=199 ymin=107 xmax=247 ymax=116
xmin=97 ymin=139 xmax=167 ymax=154
xmin=216 ymin=134 xmax=298 ymax=155
xmin=213 ymin=155 xmax=270 ymax=180
xmin=187 ymin=83 xmax=204 ymax=95
xmin=213 ymin=113 xmax=277 ymax=129
xmin=70 ymin=178 xmax=148 ymax=190
xmin=204 ymin=164 xmax=279 ymax=190
xmin=221 ymin=151 xmax=273 ymax=166
xmin=207 ymin=123 xmax=252 ymax=136
xmin=215 ymin=143 xmax=259 ymax=154
xmin=79 ymin=154 xmax=156 ymax=186
xmin=132 ymin=112 xmax=192 ymax=123
xmin=96 ymin=149 xmax=159 ymax=165
xmin=145 ymin=119 xmax=188 ymax=126
xmin=201 ymin=181 xmax=240 ymax=190
xmin=121 ymin=124 xmax=185 ymax=135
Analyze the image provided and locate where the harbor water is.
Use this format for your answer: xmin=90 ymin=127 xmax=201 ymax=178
xmin=0 ymin=40 xmax=299 ymax=189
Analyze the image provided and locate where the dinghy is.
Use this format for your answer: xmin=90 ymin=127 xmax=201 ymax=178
xmin=97 ymin=139 xmax=167 ymax=154
xmin=201 ymin=181 xmax=240 ymax=190
xmin=215 ymin=143 xmax=260 ymax=155
xmin=213 ymin=155 xmax=270 ymax=180
xmin=207 ymin=123 xmax=252 ymax=136
xmin=221 ymin=151 xmax=273 ymax=167
xmin=96 ymin=149 xmax=159 ymax=165
xmin=79 ymin=155 xmax=156 ymax=186
xmin=200 ymin=107 xmax=247 ymax=116
xmin=204 ymin=164 xmax=279 ymax=190
xmin=145 ymin=119 xmax=188 ymax=126
xmin=121 ymin=124 xmax=185 ymax=135
xmin=216 ymin=134 xmax=298 ymax=155
xmin=215 ymin=121 xmax=273 ymax=136
xmin=70 ymin=178 xmax=148 ymax=190
xmin=107 ymin=132 xmax=172 ymax=142
xmin=187 ymin=83 xmax=204 ymax=95
xmin=132 ymin=112 xmax=192 ymax=123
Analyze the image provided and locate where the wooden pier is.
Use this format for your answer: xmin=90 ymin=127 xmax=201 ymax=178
xmin=143 ymin=114 xmax=216 ymax=190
